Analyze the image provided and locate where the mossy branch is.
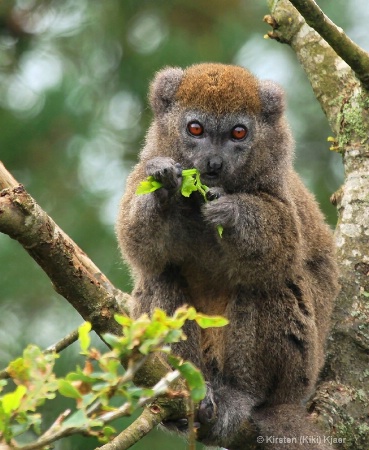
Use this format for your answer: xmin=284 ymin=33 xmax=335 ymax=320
xmin=287 ymin=0 xmax=369 ymax=90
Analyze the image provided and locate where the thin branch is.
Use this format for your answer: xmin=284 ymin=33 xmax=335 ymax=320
xmin=0 ymin=328 xmax=80 ymax=380
xmin=96 ymin=370 xmax=182 ymax=450
xmin=97 ymin=407 xmax=167 ymax=450
xmin=46 ymin=328 xmax=80 ymax=353
xmin=14 ymin=370 xmax=182 ymax=450
xmin=288 ymin=0 xmax=369 ymax=89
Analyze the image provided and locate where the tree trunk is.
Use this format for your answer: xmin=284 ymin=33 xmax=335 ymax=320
xmin=267 ymin=1 xmax=369 ymax=448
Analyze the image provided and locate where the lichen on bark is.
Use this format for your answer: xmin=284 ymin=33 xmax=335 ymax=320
xmin=267 ymin=1 xmax=369 ymax=448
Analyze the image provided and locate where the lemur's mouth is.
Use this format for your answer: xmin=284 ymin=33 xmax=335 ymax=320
xmin=204 ymin=171 xmax=220 ymax=179
xmin=201 ymin=172 xmax=221 ymax=187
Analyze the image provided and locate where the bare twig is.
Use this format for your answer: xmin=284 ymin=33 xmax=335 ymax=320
xmin=46 ymin=328 xmax=80 ymax=353
xmin=287 ymin=0 xmax=369 ymax=89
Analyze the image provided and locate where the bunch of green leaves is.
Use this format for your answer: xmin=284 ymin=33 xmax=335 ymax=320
xmin=0 ymin=307 xmax=228 ymax=447
xmin=0 ymin=346 xmax=59 ymax=444
xmin=102 ymin=306 xmax=228 ymax=402
xmin=136 ymin=168 xmax=224 ymax=237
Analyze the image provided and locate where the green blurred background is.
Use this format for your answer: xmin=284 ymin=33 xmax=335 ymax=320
xmin=0 ymin=0 xmax=367 ymax=448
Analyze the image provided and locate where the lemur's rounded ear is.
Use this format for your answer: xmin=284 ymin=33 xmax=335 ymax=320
xmin=259 ymin=80 xmax=285 ymax=123
xmin=149 ymin=67 xmax=184 ymax=116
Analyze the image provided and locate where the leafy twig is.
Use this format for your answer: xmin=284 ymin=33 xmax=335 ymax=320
xmin=14 ymin=370 xmax=182 ymax=450
xmin=0 ymin=328 xmax=80 ymax=380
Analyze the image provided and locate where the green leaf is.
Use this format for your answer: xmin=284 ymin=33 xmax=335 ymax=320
xmin=169 ymin=357 xmax=206 ymax=402
xmin=78 ymin=322 xmax=92 ymax=354
xmin=181 ymin=169 xmax=198 ymax=176
xmin=102 ymin=425 xmax=116 ymax=437
xmin=194 ymin=170 xmax=209 ymax=201
xmin=2 ymin=385 xmax=27 ymax=414
xmin=114 ymin=314 xmax=132 ymax=327
xmin=66 ymin=369 xmax=99 ymax=384
xmin=135 ymin=168 xmax=225 ymax=237
xmin=181 ymin=173 xmax=198 ymax=197
xmin=11 ymin=412 xmax=42 ymax=438
xmin=136 ymin=176 xmax=162 ymax=195
xmin=58 ymin=380 xmax=82 ymax=399
xmin=61 ymin=409 xmax=88 ymax=428
xmin=102 ymin=333 xmax=122 ymax=348
xmin=0 ymin=379 xmax=7 ymax=393
xmin=99 ymin=425 xmax=116 ymax=443
xmin=163 ymin=329 xmax=184 ymax=344
xmin=80 ymin=392 xmax=97 ymax=408
xmin=194 ymin=314 xmax=229 ymax=329
xmin=7 ymin=357 xmax=29 ymax=382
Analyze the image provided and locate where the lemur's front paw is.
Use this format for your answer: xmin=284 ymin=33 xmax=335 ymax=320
xmin=162 ymin=418 xmax=189 ymax=432
xmin=197 ymin=383 xmax=217 ymax=425
xmin=146 ymin=157 xmax=182 ymax=190
xmin=205 ymin=187 xmax=225 ymax=201
xmin=202 ymin=195 xmax=239 ymax=228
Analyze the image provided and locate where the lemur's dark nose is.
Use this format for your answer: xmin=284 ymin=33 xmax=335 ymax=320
xmin=207 ymin=156 xmax=223 ymax=173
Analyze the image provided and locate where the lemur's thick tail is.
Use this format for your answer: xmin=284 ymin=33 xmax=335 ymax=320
xmin=252 ymin=404 xmax=335 ymax=450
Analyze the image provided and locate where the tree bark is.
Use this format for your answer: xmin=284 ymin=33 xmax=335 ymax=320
xmin=267 ymin=1 xmax=369 ymax=448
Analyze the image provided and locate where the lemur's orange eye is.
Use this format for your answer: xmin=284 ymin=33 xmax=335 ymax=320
xmin=187 ymin=121 xmax=204 ymax=137
xmin=231 ymin=125 xmax=248 ymax=140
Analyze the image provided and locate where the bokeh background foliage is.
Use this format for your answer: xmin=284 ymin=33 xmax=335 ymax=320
xmin=0 ymin=0 xmax=367 ymax=448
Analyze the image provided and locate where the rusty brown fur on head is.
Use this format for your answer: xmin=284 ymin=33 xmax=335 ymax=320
xmin=175 ymin=63 xmax=261 ymax=115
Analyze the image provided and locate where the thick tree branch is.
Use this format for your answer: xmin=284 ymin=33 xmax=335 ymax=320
xmin=0 ymin=182 xmax=125 ymax=337
xmin=0 ymin=161 xmax=18 ymax=190
xmin=287 ymin=0 xmax=369 ymax=90
xmin=0 ymin=160 xmax=179 ymax=383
